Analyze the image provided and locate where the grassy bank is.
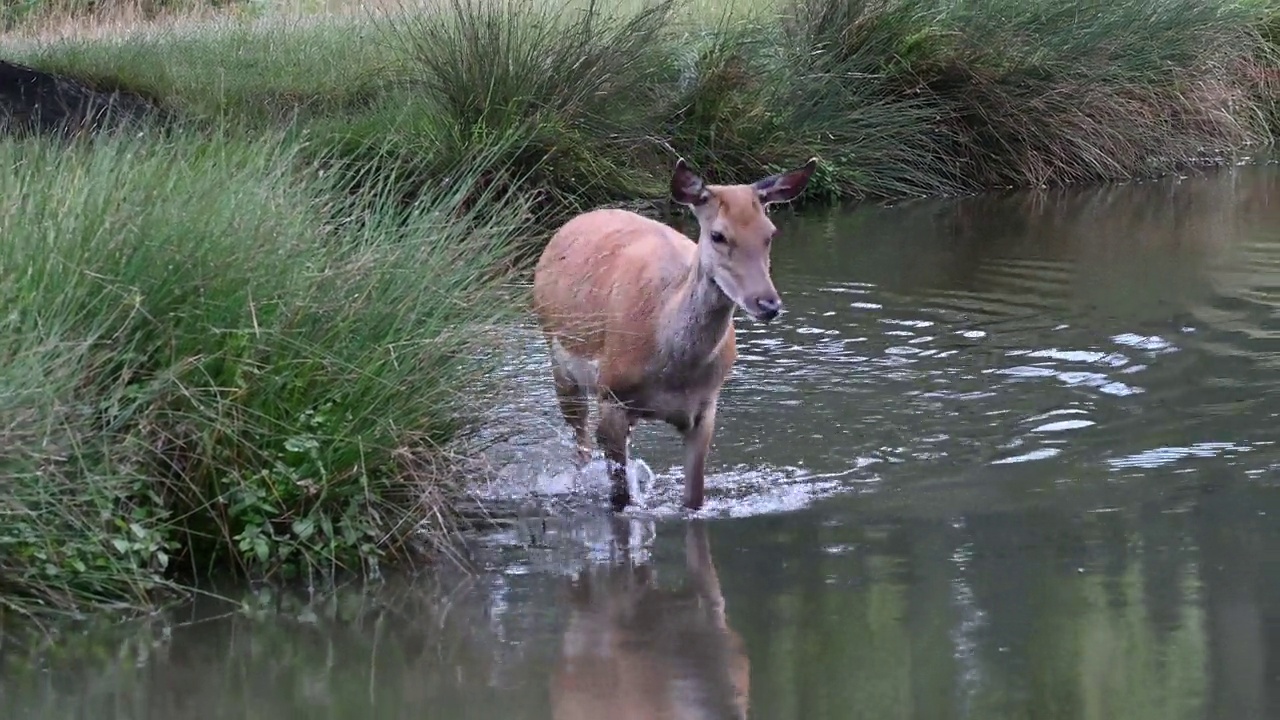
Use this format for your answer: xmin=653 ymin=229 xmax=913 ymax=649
xmin=2 ymin=0 xmax=1280 ymax=616
xmin=7 ymin=0 xmax=1280 ymax=215
xmin=0 ymin=127 xmax=530 ymax=617
xmin=2 ymin=0 xmax=238 ymax=33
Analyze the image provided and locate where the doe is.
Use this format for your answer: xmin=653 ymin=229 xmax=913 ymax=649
xmin=531 ymin=156 xmax=818 ymax=512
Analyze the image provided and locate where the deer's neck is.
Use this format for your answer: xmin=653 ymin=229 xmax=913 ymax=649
xmin=654 ymin=257 xmax=735 ymax=378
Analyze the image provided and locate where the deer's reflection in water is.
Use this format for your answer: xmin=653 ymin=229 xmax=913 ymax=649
xmin=551 ymin=519 xmax=750 ymax=720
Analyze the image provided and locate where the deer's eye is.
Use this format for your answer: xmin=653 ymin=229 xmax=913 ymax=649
xmin=710 ymin=232 xmax=728 ymax=245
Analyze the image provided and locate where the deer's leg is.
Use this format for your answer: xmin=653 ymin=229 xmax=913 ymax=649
xmin=597 ymin=396 xmax=634 ymax=512
xmin=684 ymin=521 xmax=728 ymax=627
xmin=550 ymin=349 xmax=591 ymax=466
xmin=682 ymin=397 xmax=718 ymax=511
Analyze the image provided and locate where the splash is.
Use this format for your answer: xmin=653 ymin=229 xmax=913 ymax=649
xmin=477 ymin=442 xmax=874 ymax=521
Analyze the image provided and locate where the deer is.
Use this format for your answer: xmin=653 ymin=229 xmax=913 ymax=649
xmin=550 ymin=519 xmax=750 ymax=720
xmin=531 ymin=156 xmax=818 ymax=512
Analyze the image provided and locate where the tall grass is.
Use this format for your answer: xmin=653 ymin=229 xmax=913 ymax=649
xmin=7 ymin=18 xmax=401 ymax=126
xmin=10 ymin=0 xmax=1277 ymax=218
xmin=1 ymin=0 xmax=240 ymax=33
xmin=390 ymin=0 xmax=678 ymax=212
xmin=385 ymin=0 xmax=1280 ymax=204
xmin=0 ymin=127 xmax=531 ymax=616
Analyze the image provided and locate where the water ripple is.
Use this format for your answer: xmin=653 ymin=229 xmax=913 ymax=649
xmin=482 ymin=167 xmax=1280 ymax=516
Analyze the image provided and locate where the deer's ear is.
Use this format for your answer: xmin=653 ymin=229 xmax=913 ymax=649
xmin=754 ymin=157 xmax=818 ymax=206
xmin=671 ymin=158 xmax=710 ymax=207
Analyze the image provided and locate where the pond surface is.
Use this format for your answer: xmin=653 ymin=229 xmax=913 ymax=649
xmin=7 ymin=162 xmax=1280 ymax=719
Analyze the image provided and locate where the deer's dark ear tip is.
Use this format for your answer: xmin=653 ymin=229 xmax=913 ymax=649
xmin=805 ymin=157 xmax=819 ymax=169
xmin=675 ymin=157 xmax=689 ymax=171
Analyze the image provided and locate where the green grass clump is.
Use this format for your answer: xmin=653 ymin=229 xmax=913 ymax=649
xmin=0 ymin=127 xmax=530 ymax=616
xmin=661 ymin=0 xmax=1278 ymax=196
xmin=389 ymin=0 xmax=678 ymax=213
xmin=937 ymin=0 xmax=1272 ymax=185
xmin=9 ymin=0 xmax=1279 ymax=215
xmin=387 ymin=0 xmax=1280 ymax=204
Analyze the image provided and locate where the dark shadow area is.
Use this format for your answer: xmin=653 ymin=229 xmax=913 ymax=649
xmin=0 ymin=59 xmax=167 ymax=136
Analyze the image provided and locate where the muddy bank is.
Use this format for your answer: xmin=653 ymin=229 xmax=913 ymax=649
xmin=0 ymin=59 xmax=164 ymax=135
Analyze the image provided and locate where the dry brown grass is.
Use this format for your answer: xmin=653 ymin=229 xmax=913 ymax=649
xmin=4 ymin=2 xmax=221 ymax=43
xmin=0 ymin=0 xmax=440 ymax=45
xmin=0 ymin=0 xmax=744 ymax=47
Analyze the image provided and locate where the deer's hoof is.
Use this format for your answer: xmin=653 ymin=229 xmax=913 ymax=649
xmin=610 ymin=491 xmax=631 ymax=514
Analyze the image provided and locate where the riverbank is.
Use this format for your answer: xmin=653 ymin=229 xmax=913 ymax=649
xmin=0 ymin=127 xmax=532 ymax=617
xmin=2 ymin=0 xmax=1279 ymax=618
xmin=8 ymin=0 xmax=1280 ymax=213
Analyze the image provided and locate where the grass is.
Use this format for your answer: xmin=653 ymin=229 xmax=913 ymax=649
xmin=1 ymin=0 xmax=1280 ymax=616
xmin=0 ymin=126 xmax=532 ymax=617
xmin=2 ymin=0 xmax=238 ymax=34
xmin=8 ymin=0 xmax=1279 ymax=214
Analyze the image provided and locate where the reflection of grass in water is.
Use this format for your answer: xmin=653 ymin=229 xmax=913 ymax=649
xmin=0 ymin=576 xmax=546 ymax=718
xmin=0 ymin=519 xmax=1212 ymax=718
xmin=753 ymin=546 xmax=914 ymax=718
xmin=962 ymin=556 xmax=1206 ymax=720
xmin=1078 ymin=567 xmax=1206 ymax=720
xmin=737 ymin=519 xmax=1209 ymax=720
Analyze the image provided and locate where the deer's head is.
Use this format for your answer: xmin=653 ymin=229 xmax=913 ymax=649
xmin=671 ymin=157 xmax=818 ymax=321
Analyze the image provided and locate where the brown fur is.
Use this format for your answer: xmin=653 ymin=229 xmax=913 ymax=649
xmin=532 ymin=157 xmax=818 ymax=511
xmin=549 ymin=520 xmax=750 ymax=720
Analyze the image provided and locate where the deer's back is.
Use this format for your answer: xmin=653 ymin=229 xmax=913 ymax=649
xmin=532 ymin=208 xmax=696 ymax=361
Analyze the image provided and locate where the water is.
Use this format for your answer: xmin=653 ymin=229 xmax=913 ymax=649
xmin=7 ymin=162 xmax=1280 ymax=718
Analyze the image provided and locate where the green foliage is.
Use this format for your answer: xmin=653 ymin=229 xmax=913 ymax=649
xmin=0 ymin=127 xmax=531 ymax=616
xmin=386 ymin=0 xmax=679 ymax=212
xmin=378 ymin=0 xmax=1280 ymax=203
xmin=14 ymin=0 xmax=1278 ymax=214
xmin=13 ymin=18 xmax=399 ymax=127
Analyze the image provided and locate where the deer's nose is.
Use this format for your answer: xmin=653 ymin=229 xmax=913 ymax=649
xmin=754 ymin=295 xmax=782 ymax=321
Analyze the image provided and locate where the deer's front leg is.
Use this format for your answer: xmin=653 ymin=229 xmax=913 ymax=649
xmin=682 ymin=397 xmax=717 ymax=511
xmin=597 ymin=397 xmax=633 ymax=513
